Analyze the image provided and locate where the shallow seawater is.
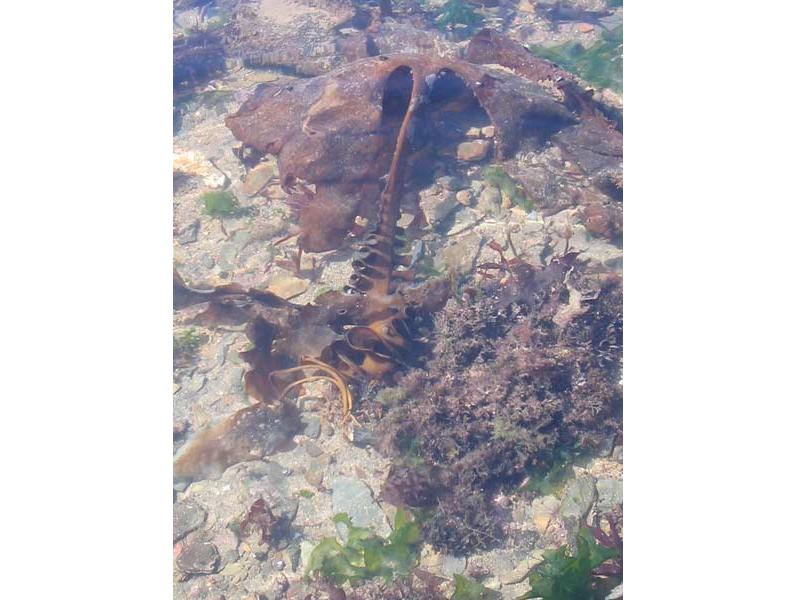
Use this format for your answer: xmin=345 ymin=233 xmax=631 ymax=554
xmin=174 ymin=1 xmax=623 ymax=598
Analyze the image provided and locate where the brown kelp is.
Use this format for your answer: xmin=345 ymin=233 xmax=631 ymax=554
xmin=175 ymin=33 xmax=622 ymax=501
xmin=225 ymin=52 xmax=574 ymax=252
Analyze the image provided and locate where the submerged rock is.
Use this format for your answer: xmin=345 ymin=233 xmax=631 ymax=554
xmin=242 ymin=161 xmax=277 ymax=197
xmin=173 ymin=501 xmax=207 ymax=542
xmin=457 ymin=139 xmax=491 ymax=162
xmin=435 ymin=232 xmax=483 ymax=276
xmin=419 ymin=186 xmax=459 ymax=228
xmin=331 ymin=477 xmax=390 ymax=538
xmin=300 ymin=414 xmax=321 ymax=439
xmin=595 ymin=478 xmax=623 ymax=512
xmin=176 ymin=540 xmax=220 ymax=575
xmin=173 ymin=402 xmax=301 ymax=485
xmin=224 ymin=0 xmax=356 ymax=76
xmin=558 ymin=473 xmax=597 ymax=529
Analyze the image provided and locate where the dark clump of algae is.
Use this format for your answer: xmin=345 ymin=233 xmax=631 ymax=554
xmin=529 ymin=25 xmax=623 ymax=93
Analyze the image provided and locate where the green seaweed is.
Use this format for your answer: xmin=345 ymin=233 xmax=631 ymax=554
xmin=200 ymin=190 xmax=239 ymax=217
xmin=528 ymin=25 xmax=623 ymax=93
xmin=452 ymin=574 xmax=501 ymax=599
xmin=433 ymin=0 xmax=484 ymax=35
xmin=516 ymin=529 xmax=618 ymax=600
xmin=306 ymin=508 xmax=421 ymax=585
xmin=482 ymin=166 xmax=535 ymax=212
xmin=173 ymin=328 xmax=207 ymax=358
xmin=297 ymin=489 xmax=315 ymax=499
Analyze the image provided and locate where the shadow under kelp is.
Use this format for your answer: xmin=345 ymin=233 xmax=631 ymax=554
xmin=377 ymin=250 xmax=622 ymax=554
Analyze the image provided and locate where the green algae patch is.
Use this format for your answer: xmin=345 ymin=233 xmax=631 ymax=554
xmin=482 ymin=166 xmax=535 ymax=212
xmin=200 ymin=190 xmax=239 ymax=217
xmin=453 ymin=574 xmax=501 ymax=599
xmin=528 ymin=25 xmax=623 ymax=93
xmin=517 ymin=528 xmax=618 ymax=600
xmin=306 ymin=508 xmax=421 ymax=586
xmin=173 ymin=328 xmax=208 ymax=367
xmin=435 ymin=0 xmax=484 ymax=36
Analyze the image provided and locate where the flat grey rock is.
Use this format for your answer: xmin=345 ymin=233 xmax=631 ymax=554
xmin=331 ymin=477 xmax=390 ymax=539
xmin=595 ymin=478 xmax=623 ymax=513
xmin=559 ymin=473 xmax=597 ymax=528
xmin=173 ymin=501 xmax=207 ymax=542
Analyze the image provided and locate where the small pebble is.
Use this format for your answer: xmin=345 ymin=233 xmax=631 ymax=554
xmin=455 ymin=189 xmax=473 ymax=206
xmin=612 ymin=445 xmax=623 ymax=461
xmin=301 ymin=415 xmax=321 ymax=439
xmin=466 ymin=126 xmax=482 ymax=138
xmin=178 ymin=220 xmax=200 ymax=245
xmin=272 ymin=559 xmax=285 ymax=571
xmin=397 ymin=213 xmax=415 ymax=228
xmin=305 ymin=442 xmax=324 ymax=457
xmin=457 ymin=140 xmax=490 ymax=162
xmin=305 ymin=462 xmax=327 ymax=487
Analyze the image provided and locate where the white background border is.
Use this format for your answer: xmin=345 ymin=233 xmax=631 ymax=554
xmin=2 ymin=1 xmax=799 ymax=597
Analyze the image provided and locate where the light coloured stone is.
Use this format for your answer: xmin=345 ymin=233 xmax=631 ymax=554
xmin=441 ymin=555 xmax=467 ymax=577
xmin=596 ymin=478 xmax=623 ymax=512
xmin=266 ymin=275 xmax=308 ymax=299
xmin=457 ymin=139 xmax=490 ymax=162
xmin=611 ymin=445 xmax=623 ymax=461
xmin=419 ymin=544 xmax=442 ymax=572
xmin=455 ymin=189 xmax=473 ymax=206
xmin=466 ymin=126 xmax=482 ymax=138
xmin=530 ymin=495 xmax=560 ymax=534
xmin=397 ymin=212 xmax=415 ymax=228
xmin=481 ymin=125 xmax=496 ymax=138
xmin=242 ymin=161 xmax=277 ymax=196
xmin=518 ymin=0 xmax=535 ymax=13
xmin=559 ymin=473 xmax=597 ymax=528
xmin=419 ymin=187 xmax=459 ymax=227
